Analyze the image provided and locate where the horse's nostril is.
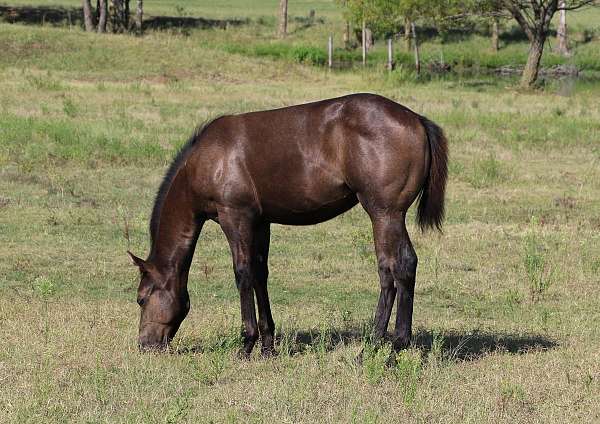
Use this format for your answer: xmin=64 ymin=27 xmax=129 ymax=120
xmin=137 ymin=297 xmax=145 ymax=306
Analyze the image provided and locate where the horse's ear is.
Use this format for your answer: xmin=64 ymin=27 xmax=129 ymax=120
xmin=128 ymin=251 xmax=147 ymax=272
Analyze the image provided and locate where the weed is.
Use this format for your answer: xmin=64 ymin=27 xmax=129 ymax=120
xmin=468 ymin=153 xmax=507 ymax=188
xmin=503 ymin=289 xmax=523 ymax=314
xmin=33 ymin=276 xmax=55 ymax=342
xmin=429 ymin=330 xmax=445 ymax=365
xmin=26 ymin=73 xmax=64 ymax=91
xmin=351 ymin=227 xmax=373 ymax=262
xmin=194 ymin=350 xmax=229 ymax=386
xmin=33 ymin=275 xmax=55 ymax=299
xmin=499 ymin=380 xmax=526 ymax=406
xmin=394 ymin=350 xmax=422 ymax=405
xmin=362 ymin=341 xmax=392 ymax=385
xmin=62 ymin=97 xmax=77 ymax=118
xmin=165 ymin=393 xmax=191 ymax=424
xmin=524 ymin=217 xmax=553 ymax=301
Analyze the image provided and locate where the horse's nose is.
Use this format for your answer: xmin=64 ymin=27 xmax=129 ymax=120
xmin=138 ymin=339 xmax=167 ymax=352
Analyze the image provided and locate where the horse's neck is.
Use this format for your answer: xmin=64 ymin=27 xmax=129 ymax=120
xmin=150 ymin=172 xmax=201 ymax=284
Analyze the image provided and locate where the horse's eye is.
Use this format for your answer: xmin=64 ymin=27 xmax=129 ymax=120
xmin=137 ymin=297 xmax=146 ymax=307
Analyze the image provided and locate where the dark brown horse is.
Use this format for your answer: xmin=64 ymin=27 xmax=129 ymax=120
xmin=128 ymin=93 xmax=447 ymax=356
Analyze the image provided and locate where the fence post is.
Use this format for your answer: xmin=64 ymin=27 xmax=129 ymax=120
xmin=362 ymin=19 xmax=366 ymax=66
xmin=387 ymin=38 xmax=393 ymax=72
xmin=412 ymin=22 xmax=420 ymax=74
xmin=328 ymin=34 xmax=333 ymax=69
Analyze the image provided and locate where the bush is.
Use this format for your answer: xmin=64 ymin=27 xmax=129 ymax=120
xmin=290 ymin=45 xmax=327 ymax=66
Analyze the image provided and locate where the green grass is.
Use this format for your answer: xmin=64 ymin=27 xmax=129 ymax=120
xmin=1 ymin=12 xmax=600 ymax=423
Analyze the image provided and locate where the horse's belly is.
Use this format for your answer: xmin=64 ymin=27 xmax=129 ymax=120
xmin=263 ymin=193 xmax=358 ymax=225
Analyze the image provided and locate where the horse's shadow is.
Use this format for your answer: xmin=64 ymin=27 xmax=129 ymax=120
xmin=281 ymin=327 xmax=556 ymax=360
xmin=177 ymin=325 xmax=557 ymax=361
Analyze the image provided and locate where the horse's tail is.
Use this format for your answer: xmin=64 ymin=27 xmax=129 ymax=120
xmin=416 ymin=115 xmax=448 ymax=232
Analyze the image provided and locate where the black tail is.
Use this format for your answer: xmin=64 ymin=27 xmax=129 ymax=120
xmin=417 ymin=116 xmax=448 ymax=232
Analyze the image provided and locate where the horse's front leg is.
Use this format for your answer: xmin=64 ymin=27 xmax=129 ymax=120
xmin=218 ymin=208 xmax=260 ymax=358
xmin=252 ymin=222 xmax=276 ymax=356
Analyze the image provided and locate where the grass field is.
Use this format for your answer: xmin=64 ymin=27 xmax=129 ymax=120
xmin=1 ymin=2 xmax=600 ymax=422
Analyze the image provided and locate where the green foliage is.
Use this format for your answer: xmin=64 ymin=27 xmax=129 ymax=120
xmin=290 ymin=45 xmax=327 ymax=65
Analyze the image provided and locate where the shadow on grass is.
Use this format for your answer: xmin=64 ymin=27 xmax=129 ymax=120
xmin=412 ymin=328 xmax=558 ymax=361
xmin=0 ymin=5 xmax=248 ymax=30
xmin=0 ymin=4 xmax=82 ymax=26
xmin=284 ymin=327 xmax=557 ymax=360
xmin=144 ymin=15 xmax=248 ymax=31
xmin=174 ymin=325 xmax=557 ymax=361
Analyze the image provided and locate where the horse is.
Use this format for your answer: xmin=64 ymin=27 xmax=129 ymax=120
xmin=128 ymin=93 xmax=448 ymax=357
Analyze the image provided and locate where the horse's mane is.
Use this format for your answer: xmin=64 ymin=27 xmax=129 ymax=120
xmin=149 ymin=117 xmax=221 ymax=246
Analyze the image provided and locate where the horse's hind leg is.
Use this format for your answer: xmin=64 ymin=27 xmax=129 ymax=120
xmin=370 ymin=211 xmax=417 ymax=351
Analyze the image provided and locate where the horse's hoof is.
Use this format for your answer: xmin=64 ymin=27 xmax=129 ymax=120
xmin=354 ymin=348 xmax=364 ymax=365
xmin=261 ymin=347 xmax=278 ymax=358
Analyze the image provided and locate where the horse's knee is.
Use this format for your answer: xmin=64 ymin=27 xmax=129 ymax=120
xmin=393 ymin=244 xmax=417 ymax=282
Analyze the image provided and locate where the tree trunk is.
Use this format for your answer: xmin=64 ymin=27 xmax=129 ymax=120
xmin=135 ymin=0 xmax=143 ymax=35
xmin=343 ymin=20 xmax=350 ymax=49
xmin=404 ymin=17 xmax=412 ymax=52
xmin=278 ymin=0 xmax=288 ymax=38
xmin=521 ymin=34 xmax=546 ymax=88
xmin=364 ymin=27 xmax=373 ymax=51
xmin=491 ymin=17 xmax=499 ymax=51
xmin=556 ymin=0 xmax=569 ymax=56
xmin=82 ymin=0 xmax=95 ymax=31
xmin=109 ymin=0 xmax=130 ymax=33
xmin=97 ymin=0 xmax=107 ymax=33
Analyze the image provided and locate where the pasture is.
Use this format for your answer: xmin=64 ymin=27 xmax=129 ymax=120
xmin=1 ymin=1 xmax=600 ymax=422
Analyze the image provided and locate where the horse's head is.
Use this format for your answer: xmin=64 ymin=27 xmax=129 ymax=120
xmin=128 ymin=251 xmax=190 ymax=351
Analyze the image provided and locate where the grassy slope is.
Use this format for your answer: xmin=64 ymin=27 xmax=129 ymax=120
xmin=1 ymin=15 xmax=600 ymax=424
xmin=2 ymin=0 xmax=600 ymax=72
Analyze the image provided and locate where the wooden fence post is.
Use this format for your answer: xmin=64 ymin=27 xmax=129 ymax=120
xmin=412 ymin=23 xmax=420 ymax=74
xmin=362 ymin=18 xmax=366 ymax=66
xmin=328 ymin=35 xmax=333 ymax=69
xmin=387 ymin=38 xmax=393 ymax=72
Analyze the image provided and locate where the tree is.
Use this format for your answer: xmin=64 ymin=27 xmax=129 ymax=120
xmin=278 ymin=0 xmax=288 ymax=38
xmin=81 ymin=0 xmax=137 ymax=33
xmin=499 ymin=0 xmax=595 ymax=87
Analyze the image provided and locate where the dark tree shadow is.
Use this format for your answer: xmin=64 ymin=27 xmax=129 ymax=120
xmin=143 ymin=15 xmax=248 ymax=31
xmin=0 ymin=5 xmax=249 ymax=31
xmin=289 ymin=15 xmax=325 ymax=34
xmin=0 ymin=4 xmax=83 ymax=26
